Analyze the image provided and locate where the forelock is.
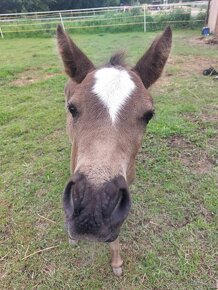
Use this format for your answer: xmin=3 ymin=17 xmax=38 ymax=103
xmin=108 ymin=52 xmax=126 ymax=67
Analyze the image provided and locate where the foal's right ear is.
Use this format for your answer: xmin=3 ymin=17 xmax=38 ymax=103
xmin=56 ymin=25 xmax=95 ymax=83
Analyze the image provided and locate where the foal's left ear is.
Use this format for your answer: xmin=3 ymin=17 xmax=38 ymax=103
xmin=56 ymin=25 xmax=95 ymax=83
xmin=133 ymin=26 xmax=172 ymax=88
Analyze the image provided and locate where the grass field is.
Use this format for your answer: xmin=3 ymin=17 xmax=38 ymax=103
xmin=0 ymin=30 xmax=218 ymax=289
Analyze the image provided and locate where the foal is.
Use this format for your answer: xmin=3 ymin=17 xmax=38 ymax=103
xmin=57 ymin=25 xmax=172 ymax=276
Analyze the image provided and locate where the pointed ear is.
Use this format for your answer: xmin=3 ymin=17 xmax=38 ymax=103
xmin=133 ymin=26 xmax=172 ymax=88
xmin=56 ymin=25 xmax=95 ymax=83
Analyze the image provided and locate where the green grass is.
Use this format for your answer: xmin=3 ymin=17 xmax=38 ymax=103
xmin=0 ymin=30 xmax=217 ymax=289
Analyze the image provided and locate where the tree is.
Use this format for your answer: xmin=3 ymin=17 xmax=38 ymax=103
xmin=0 ymin=0 xmax=55 ymax=13
xmin=0 ymin=0 xmax=22 ymax=13
xmin=0 ymin=0 xmax=202 ymax=14
xmin=0 ymin=0 xmax=122 ymax=13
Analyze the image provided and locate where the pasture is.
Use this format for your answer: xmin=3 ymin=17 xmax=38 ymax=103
xmin=0 ymin=30 xmax=217 ymax=289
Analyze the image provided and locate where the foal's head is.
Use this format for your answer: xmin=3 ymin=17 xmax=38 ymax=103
xmin=57 ymin=25 xmax=172 ymax=242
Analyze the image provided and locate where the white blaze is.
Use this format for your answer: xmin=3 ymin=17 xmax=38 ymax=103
xmin=92 ymin=67 xmax=136 ymax=123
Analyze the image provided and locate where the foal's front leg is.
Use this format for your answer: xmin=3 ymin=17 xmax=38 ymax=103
xmin=110 ymin=238 xmax=123 ymax=276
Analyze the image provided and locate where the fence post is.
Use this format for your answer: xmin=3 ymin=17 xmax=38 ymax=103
xmin=59 ymin=12 xmax=65 ymax=30
xmin=0 ymin=27 xmax=4 ymax=38
xmin=143 ymin=6 xmax=146 ymax=32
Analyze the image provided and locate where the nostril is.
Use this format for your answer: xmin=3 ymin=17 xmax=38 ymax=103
xmin=117 ymin=188 xmax=130 ymax=212
xmin=119 ymin=188 xmax=128 ymax=209
xmin=63 ymin=180 xmax=75 ymax=217
xmin=63 ymin=173 xmax=88 ymax=219
xmin=111 ymin=187 xmax=131 ymax=226
xmin=73 ymin=208 xmax=80 ymax=217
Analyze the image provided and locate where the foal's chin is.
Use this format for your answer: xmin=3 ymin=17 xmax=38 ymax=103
xmin=67 ymin=215 xmax=121 ymax=243
xmin=67 ymin=227 xmax=119 ymax=243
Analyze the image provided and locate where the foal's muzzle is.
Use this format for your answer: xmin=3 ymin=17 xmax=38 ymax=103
xmin=63 ymin=173 xmax=131 ymax=242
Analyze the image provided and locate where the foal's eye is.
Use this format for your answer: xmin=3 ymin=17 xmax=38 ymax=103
xmin=142 ymin=110 xmax=154 ymax=124
xmin=68 ymin=103 xmax=79 ymax=118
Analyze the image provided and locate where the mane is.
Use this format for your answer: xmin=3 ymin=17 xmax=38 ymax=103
xmin=108 ymin=52 xmax=126 ymax=67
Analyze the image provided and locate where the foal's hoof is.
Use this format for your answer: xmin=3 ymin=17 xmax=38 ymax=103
xmin=68 ymin=238 xmax=79 ymax=246
xmin=112 ymin=266 xmax=122 ymax=277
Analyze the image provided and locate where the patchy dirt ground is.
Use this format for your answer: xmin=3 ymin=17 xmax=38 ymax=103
xmin=169 ymin=136 xmax=216 ymax=174
xmin=189 ymin=35 xmax=218 ymax=47
xmin=11 ymin=69 xmax=62 ymax=86
xmin=184 ymin=108 xmax=218 ymax=125
xmin=170 ymin=55 xmax=218 ymax=77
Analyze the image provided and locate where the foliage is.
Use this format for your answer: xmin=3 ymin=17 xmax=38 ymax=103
xmin=0 ymin=0 xmax=55 ymax=13
xmin=130 ymin=7 xmax=141 ymax=16
xmin=0 ymin=0 xmax=206 ymax=14
xmin=0 ymin=0 xmax=120 ymax=14
xmin=150 ymin=9 xmax=191 ymax=30
xmin=196 ymin=11 xmax=206 ymax=21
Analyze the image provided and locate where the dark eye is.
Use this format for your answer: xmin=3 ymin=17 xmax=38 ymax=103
xmin=68 ymin=103 xmax=79 ymax=118
xmin=142 ymin=110 xmax=154 ymax=124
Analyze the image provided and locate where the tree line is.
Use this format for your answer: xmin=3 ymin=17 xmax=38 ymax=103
xmin=0 ymin=0 xmax=199 ymax=14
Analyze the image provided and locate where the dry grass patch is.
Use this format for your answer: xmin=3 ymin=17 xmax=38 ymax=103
xmin=11 ymin=68 xmax=62 ymax=86
xmin=169 ymin=136 xmax=215 ymax=174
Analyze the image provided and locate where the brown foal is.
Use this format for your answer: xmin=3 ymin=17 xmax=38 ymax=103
xmin=57 ymin=25 xmax=172 ymax=276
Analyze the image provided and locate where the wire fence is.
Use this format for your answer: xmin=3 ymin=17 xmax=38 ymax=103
xmin=0 ymin=3 xmax=207 ymax=38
